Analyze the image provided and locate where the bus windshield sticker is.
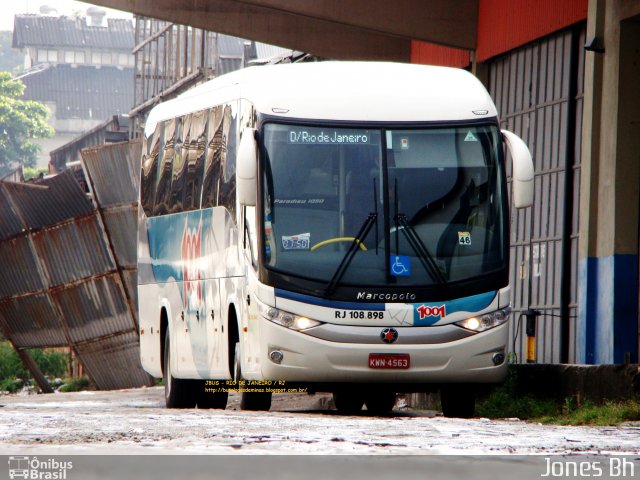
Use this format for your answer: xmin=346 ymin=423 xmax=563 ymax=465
xmin=287 ymin=129 xmax=372 ymax=145
xmin=282 ymin=233 xmax=310 ymax=250
xmin=390 ymin=255 xmax=411 ymax=276
xmin=464 ymin=130 xmax=478 ymax=142
xmin=458 ymin=231 xmax=471 ymax=246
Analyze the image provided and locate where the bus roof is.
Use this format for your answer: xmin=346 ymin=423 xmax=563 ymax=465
xmin=144 ymin=62 xmax=498 ymax=135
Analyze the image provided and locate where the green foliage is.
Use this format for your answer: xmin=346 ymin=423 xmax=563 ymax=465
xmin=0 ymin=377 xmax=23 ymax=393
xmin=22 ymin=166 xmax=47 ymax=180
xmin=59 ymin=376 xmax=90 ymax=392
xmin=0 ymin=340 xmax=70 ymax=392
xmin=476 ymin=366 xmax=640 ymax=425
xmin=476 ymin=367 xmax=559 ymax=419
xmin=541 ymin=400 xmax=640 ymax=426
xmin=0 ymin=341 xmax=28 ymax=380
xmin=0 ymin=72 xmax=54 ymax=176
xmin=0 ymin=32 xmax=23 ymax=75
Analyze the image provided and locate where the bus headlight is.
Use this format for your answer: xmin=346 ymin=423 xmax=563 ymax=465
xmin=258 ymin=302 xmax=322 ymax=331
xmin=455 ymin=307 xmax=511 ymax=333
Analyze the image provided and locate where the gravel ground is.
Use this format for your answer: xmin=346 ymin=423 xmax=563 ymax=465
xmin=0 ymin=387 xmax=638 ymax=455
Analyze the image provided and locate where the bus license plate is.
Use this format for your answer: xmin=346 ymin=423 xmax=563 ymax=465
xmin=368 ymin=353 xmax=410 ymax=369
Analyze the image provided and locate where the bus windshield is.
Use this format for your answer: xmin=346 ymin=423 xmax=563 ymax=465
xmin=261 ymin=123 xmax=507 ymax=289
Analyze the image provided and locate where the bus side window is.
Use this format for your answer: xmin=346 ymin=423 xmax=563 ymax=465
xmin=140 ymin=122 xmax=163 ymax=217
xmin=202 ymin=106 xmax=224 ymax=209
xmin=168 ymin=115 xmax=187 ymax=214
xmin=153 ymin=118 xmax=177 ymax=216
xmin=218 ymin=104 xmax=237 ymax=219
xmin=183 ymin=110 xmax=206 ymax=211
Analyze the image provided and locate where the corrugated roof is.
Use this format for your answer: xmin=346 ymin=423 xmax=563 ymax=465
xmin=13 ymin=15 xmax=134 ymax=50
xmin=2 ymin=170 xmax=94 ymax=230
xmin=32 ymin=216 xmax=115 ymax=288
xmin=0 ymin=146 xmax=151 ymax=390
xmin=21 ymin=64 xmax=133 ymax=121
xmin=0 ymin=236 xmax=45 ymax=297
xmin=75 ymin=331 xmax=151 ymax=390
xmin=81 ymin=141 xmax=140 ymax=207
xmin=217 ymin=57 xmax=243 ymax=76
xmin=51 ymin=275 xmax=134 ymax=344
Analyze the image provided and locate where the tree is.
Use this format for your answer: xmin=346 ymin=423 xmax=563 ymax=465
xmin=0 ymin=31 xmax=24 ymax=74
xmin=0 ymin=72 xmax=53 ymax=176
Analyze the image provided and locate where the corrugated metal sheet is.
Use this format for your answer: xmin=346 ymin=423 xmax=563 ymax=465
xmin=81 ymin=141 xmax=141 ymax=207
xmin=75 ymin=331 xmax=150 ymax=391
xmin=217 ymin=57 xmax=243 ymax=75
xmin=477 ymin=0 xmax=587 ymax=61
xmin=32 ymin=216 xmax=115 ymax=288
xmin=488 ymin=26 xmax=585 ymax=363
xmin=0 ymin=236 xmax=44 ymax=297
xmin=0 ymin=295 xmax=66 ymax=348
xmin=2 ymin=171 xmax=94 ymax=229
xmin=0 ymin=144 xmax=152 ymax=389
xmin=101 ymin=207 xmax=138 ymax=268
xmin=255 ymin=43 xmax=293 ymax=62
xmin=0 ymin=184 xmax=27 ymax=240
xmin=21 ymin=65 xmax=133 ymax=120
xmin=121 ymin=270 xmax=138 ymax=308
xmin=51 ymin=275 xmax=134 ymax=344
xmin=13 ymin=15 xmax=134 ymax=50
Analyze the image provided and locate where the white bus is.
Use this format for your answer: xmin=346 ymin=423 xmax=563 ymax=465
xmin=137 ymin=61 xmax=533 ymax=417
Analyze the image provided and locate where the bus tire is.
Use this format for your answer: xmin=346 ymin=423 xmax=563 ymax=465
xmin=233 ymin=342 xmax=272 ymax=411
xmin=197 ymin=382 xmax=228 ymax=409
xmin=364 ymin=391 xmax=397 ymax=414
xmin=163 ymin=329 xmax=196 ymax=409
xmin=440 ymin=384 xmax=475 ymax=418
xmin=333 ymin=391 xmax=364 ymax=414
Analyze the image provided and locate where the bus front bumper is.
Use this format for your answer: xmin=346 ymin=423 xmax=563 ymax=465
xmin=253 ymin=317 xmax=509 ymax=385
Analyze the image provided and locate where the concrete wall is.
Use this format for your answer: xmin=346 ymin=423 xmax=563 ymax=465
xmin=578 ymin=0 xmax=640 ymax=364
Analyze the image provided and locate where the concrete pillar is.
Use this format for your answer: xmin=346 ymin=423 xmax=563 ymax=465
xmin=578 ymin=0 xmax=640 ymax=364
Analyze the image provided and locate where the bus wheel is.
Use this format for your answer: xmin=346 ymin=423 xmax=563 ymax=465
xmin=163 ymin=329 xmax=196 ymax=408
xmin=233 ymin=342 xmax=272 ymax=411
xmin=364 ymin=391 xmax=396 ymax=414
xmin=440 ymin=385 xmax=475 ymax=418
xmin=197 ymin=381 xmax=228 ymax=409
xmin=332 ymin=392 xmax=364 ymax=414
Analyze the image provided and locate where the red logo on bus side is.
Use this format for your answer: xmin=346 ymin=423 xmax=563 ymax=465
xmin=181 ymin=222 xmax=203 ymax=310
xmin=416 ymin=304 xmax=446 ymax=319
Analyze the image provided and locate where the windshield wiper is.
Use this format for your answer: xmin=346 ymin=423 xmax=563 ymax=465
xmin=324 ymin=213 xmax=377 ymax=297
xmin=395 ymin=213 xmax=448 ymax=287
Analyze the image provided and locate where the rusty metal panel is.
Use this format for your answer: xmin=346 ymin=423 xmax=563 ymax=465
xmin=31 ymin=215 xmax=115 ymax=288
xmin=0 ymin=294 xmax=66 ymax=348
xmin=81 ymin=142 xmax=142 ymax=207
xmin=488 ymin=26 xmax=584 ymax=364
xmin=0 ymin=236 xmax=45 ymax=297
xmin=0 ymin=185 xmax=24 ymax=240
xmin=0 ymin=152 xmax=152 ymax=390
xmin=74 ymin=331 xmax=151 ymax=390
xmin=2 ymin=171 xmax=94 ymax=230
xmin=101 ymin=207 xmax=138 ymax=268
xmin=51 ymin=275 xmax=135 ymax=344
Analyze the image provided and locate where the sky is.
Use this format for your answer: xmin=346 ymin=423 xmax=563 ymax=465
xmin=0 ymin=0 xmax=132 ymax=31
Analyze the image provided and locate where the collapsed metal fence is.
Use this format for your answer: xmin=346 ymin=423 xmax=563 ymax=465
xmin=0 ymin=141 xmax=153 ymax=390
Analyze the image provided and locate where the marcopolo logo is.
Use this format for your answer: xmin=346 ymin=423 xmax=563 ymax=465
xmin=8 ymin=456 xmax=73 ymax=479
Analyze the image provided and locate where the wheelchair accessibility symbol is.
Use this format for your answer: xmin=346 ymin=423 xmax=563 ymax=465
xmin=390 ymin=255 xmax=411 ymax=277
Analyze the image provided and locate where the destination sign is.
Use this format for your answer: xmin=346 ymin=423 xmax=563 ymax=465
xmin=288 ymin=129 xmax=373 ymax=145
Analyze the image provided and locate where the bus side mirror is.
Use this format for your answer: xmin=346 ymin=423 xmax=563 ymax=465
xmin=237 ymin=128 xmax=258 ymax=206
xmin=502 ymin=129 xmax=534 ymax=208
